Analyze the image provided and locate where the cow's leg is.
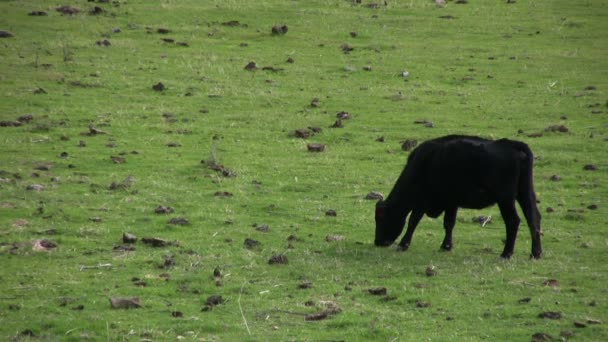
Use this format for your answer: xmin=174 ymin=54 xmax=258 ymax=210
xmin=497 ymin=200 xmax=520 ymax=259
xmin=517 ymin=192 xmax=542 ymax=259
xmin=397 ymin=208 xmax=424 ymax=251
xmin=441 ymin=207 xmax=458 ymax=251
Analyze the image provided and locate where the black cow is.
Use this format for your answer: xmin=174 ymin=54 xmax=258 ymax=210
xmin=374 ymin=135 xmax=542 ymax=259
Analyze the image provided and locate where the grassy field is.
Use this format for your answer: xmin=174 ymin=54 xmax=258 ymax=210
xmin=1 ymin=0 xmax=607 ymax=340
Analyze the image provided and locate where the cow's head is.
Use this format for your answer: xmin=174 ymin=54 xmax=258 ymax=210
xmin=374 ymin=200 xmax=406 ymax=247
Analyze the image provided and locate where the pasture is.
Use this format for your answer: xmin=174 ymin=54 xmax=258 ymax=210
xmin=1 ymin=0 xmax=606 ymax=340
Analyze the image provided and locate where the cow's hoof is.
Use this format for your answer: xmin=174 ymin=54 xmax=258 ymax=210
xmin=530 ymin=252 xmax=542 ymax=260
xmin=500 ymin=252 xmax=513 ymax=259
xmin=440 ymin=244 xmax=452 ymax=251
xmin=396 ymin=245 xmax=409 ymax=252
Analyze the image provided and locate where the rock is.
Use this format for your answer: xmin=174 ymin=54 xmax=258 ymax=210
xmin=425 ymin=265 xmax=437 ymax=277
xmin=325 ymin=209 xmax=337 ymax=217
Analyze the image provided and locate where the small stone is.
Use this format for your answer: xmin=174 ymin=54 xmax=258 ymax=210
xmin=425 ymin=265 xmax=437 ymax=277
xmin=325 ymin=209 xmax=337 ymax=217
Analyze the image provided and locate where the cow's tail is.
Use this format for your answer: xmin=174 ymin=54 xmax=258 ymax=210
xmin=506 ymin=139 xmax=543 ymax=258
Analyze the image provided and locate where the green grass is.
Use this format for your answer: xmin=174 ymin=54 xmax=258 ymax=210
xmin=1 ymin=0 xmax=607 ymax=340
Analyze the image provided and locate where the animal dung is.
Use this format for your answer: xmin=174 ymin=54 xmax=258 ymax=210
xmin=401 ymin=139 xmax=418 ymax=151
xmin=367 ymin=287 xmax=387 ymax=296
xmin=271 ymin=24 xmax=288 ymax=35
xmin=268 ymin=254 xmax=288 ymax=265
xmin=110 ymin=297 xmax=141 ymax=309
xmin=122 ymin=232 xmax=137 ymax=244
xmin=307 ymin=143 xmax=325 ymax=152
xmin=244 ymin=61 xmax=258 ymax=70
xmin=365 ymin=191 xmax=384 ymax=200
xmin=152 ymin=82 xmax=165 ymax=91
